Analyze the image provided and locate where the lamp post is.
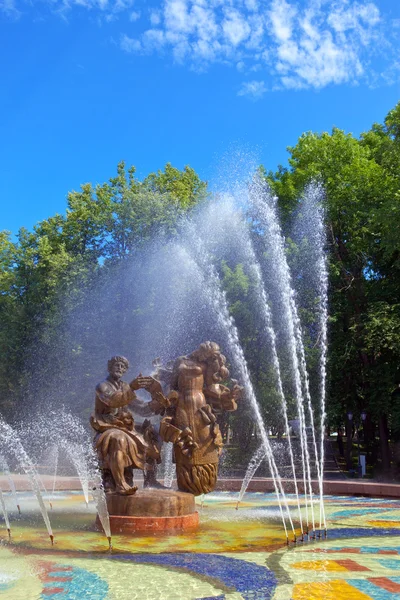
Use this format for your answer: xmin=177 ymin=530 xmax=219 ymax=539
xmin=346 ymin=411 xmax=353 ymax=471
xmin=360 ymin=411 xmax=367 ymax=476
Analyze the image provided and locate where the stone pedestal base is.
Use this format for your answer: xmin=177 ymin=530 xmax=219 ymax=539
xmin=96 ymin=488 xmax=199 ymax=535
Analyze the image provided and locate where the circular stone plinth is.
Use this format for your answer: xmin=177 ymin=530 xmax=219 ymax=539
xmin=104 ymin=511 xmax=199 ymax=534
xmin=106 ymin=488 xmax=196 ymax=517
xmin=97 ymin=488 xmax=199 ymax=535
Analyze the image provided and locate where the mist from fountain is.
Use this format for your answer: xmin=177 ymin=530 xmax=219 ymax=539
xmin=236 ymin=445 xmax=266 ymax=508
xmin=198 ymin=197 xmax=303 ymax=533
xmin=292 ymin=183 xmax=328 ymax=531
xmin=0 ymin=419 xmax=53 ymax=543
xmin=178 ymin=234 xmax=295 ymax=539
xmin=1 ymin=456 xmax=20 ymax=514
xmin=61 ymin=442 xmax=90 ymax=505
xmin=42 ymin=410 xmax=111 ymax=538
xmin=5 ymin=409 xmax=111 ymax=545
xmin=248 ymin=177 xmax=322 ymax=534
xmin=0 ymin=170 xmax=329 ymax=545
xmin=0 ymin=486 xmax=10 ymax=536
xmin=162 ymin=442 xmax=175 ymax=488
xmin=49 ymin=445 xmax=58 ymax=509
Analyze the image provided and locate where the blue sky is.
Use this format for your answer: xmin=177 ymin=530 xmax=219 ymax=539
xmin=0 ymin=0 xmax=399 ymax=235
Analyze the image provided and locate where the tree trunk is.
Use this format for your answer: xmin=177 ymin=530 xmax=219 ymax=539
xmin=379 ymin=414 xmax=391 ymax=472
xmin=363 ymin=416 xmax=372 ymax=465
xmin=345 ymin=420 xmax=353 ymax=470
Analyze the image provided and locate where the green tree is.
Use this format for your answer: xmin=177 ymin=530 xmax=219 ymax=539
xmin=266 ymin=103 xmax=400 ymax=472
xmin=0 ymin=161 xmax=208 ymax=418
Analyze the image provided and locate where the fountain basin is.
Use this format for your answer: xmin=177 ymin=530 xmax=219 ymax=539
xmin=1 ymin=491 xmax=400 ymax=600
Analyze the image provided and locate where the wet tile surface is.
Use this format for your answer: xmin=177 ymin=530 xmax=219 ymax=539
xmin=0 ymin=492 xmax=400 ymax=598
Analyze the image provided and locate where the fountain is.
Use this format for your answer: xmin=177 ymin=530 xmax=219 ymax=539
xmin=0 ymin=178 xmax=398 ymax=599
xmin=90 ymin=348 xmax=241 ymax=535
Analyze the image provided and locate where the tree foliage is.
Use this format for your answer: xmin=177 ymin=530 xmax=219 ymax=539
xmin=0 ymin=162 xmax=208 ymax=418
xmin=266 ymin=102 xmax=400 ymax=471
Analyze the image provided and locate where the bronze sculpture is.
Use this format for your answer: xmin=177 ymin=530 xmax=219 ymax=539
xmin=154 ymin=342 xmax=242 ymax=496
xmin=91 ymin=344 xmax=241 ymax=500
xmin=90 ymin=355 xmax=166 ymax=495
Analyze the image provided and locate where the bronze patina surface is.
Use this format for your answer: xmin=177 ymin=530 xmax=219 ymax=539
xmin=90 ymin=355 xmax=166 ymax=496
xmin=90 ymin=344 xmax=242 ymax=534
xmin=153 ymin=341 xmax=242 ymax=496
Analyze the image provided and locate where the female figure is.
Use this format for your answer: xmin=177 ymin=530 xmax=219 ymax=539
xmin=157 ymin=342 xmax=241 ymax=495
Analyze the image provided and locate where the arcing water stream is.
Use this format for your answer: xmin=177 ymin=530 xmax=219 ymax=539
xmin=0 ymin=419 xmax=54 ymax=543
xmin=0 ymin=176 xmax=328 ymax=545
xmin=179 ymin=232 xmax=295 ymax=539
xmin=1 ymin=456 xmax=20 ymax=514
xmin=247 ymin=177 xmax=328 ymax=535
xmin=292 ymin=183 xmax=328 ymax=531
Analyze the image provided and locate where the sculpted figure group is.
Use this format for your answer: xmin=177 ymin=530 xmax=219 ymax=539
xmin=90 ymin=342 xmax=242 ymax=497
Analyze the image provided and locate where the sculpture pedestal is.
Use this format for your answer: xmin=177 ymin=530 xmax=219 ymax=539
xmin=97 ymin=489 xmax=199 ymax=535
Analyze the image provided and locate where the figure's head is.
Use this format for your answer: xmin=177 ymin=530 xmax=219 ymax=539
xmin=190 ymin=341 xmax=220 ymax=363
xmin=206 ymin=353 xmax=229 ymax=384
xmin=107 ymin=355 xmax=129 ymax=379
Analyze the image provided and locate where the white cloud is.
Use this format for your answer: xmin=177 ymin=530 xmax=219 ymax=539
xmin=327 ymin=2 xmax=380 ymax=34
xmin=117 ymin=0 xmax=395 ymax=90
xmin=1 ymin=0 xmax=397 ymax=92
xmin=238 ymin=79 xmax=267 ymax=99
xmin=244 ymin=0 xmax=257 ymax=12
xmin=222 ymin=9 xmax=250 ymax=46
xmin=0 ymin=0 xmax=136 ymax=20
xmin=0 ymin=0 xmax=20 ymax=17
xmin=120 ymin=33 xmax=141 ymax=52
xmin=129 ymin=10 xmax=140 ymax=21
xmin=268 ymin=0 xmax=297 ymax=42
xmin=164 ymin=0 xmax=193 ymax=34
xmin=143 ymin=28 xmax=165 ymax=50
xmin=150 ymin=9 xmax=161 ymax=25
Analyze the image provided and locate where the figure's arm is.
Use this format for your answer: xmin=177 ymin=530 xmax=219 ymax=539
xmin=203 ymin=385 xmax=229 ymax=400
xmin=130 ymin=375 xmax=171 ymax=414
xmin=96 ymin=382 xmax=135 ymax=408
xmin=130 ymin=397 xmax=154 ymax=417
xmin=160 ymin=417 xmax=198 ymax=456
xmin=204 ymin=382 xmax=242 ymax=412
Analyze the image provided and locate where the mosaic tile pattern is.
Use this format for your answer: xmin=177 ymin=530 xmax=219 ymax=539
xmin=111 ymin=553 xmax=277 ymax=599
xmin=0 ymin=492 xmax=399 ymax=598
xmin=36 ymin=561 xmax=108 ymax=599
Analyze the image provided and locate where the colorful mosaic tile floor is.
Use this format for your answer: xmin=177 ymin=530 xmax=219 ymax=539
xmin=0 ymin=492 xmax=400 ymax=599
